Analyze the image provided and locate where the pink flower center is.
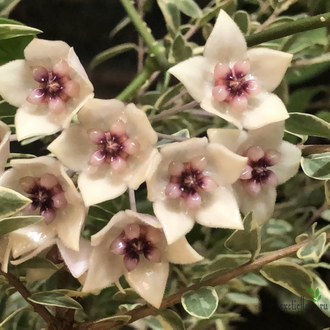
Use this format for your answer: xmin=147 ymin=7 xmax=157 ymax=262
xmin=165 ymin=156 xmax=218 ymax=210
xmin=26 ymin=60 xmax=80 ymax=114
xmin=88 ymin=120 xmax=140 ymax=174
xmin=240 ymin=146 xmax=281 ymax=196
xmin=19 ymin=173 xmax=68 ymax=224
xmin=212 ymin=59 xmax=261 ymax=112
xmin=110 ymin=223 xmax=164 ymax=272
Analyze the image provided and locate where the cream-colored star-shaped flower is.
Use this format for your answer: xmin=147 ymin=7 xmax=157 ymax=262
xmin=48 ymin=98 xmax=159 ymax=207
xmin=0 ymin=156 xmax=87 ymax=251
xmin=82 ymin=210 xmax=203 ymax=308
xmin=0 ymin=38 xmax=94 ymax=141
xmin=0 ymin=120 xmax=10 ymax=174
xmin=208 ymin=122 xmax=301 ymax=224
xmin=168 ymin=10 xmax=292 ymax=130
xmin=147 ymin=137 xmax=247 ymax=244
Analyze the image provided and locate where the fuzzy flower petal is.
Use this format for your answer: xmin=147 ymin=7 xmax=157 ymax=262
xmin=0 ymin=156 xmax=87 ymax=250
xmin=48 ymin=98 xmax=159 ymax=206
xmin=82 ymin=210 xmax=202 ymax=308
xmin=208 ymin=122 xmax=301 ymax=224
xmin=169 ymin=10 xmax=291 ymax=130
xmin=147 ymin=137 xmax=246 ymax=244
xmin=0 ymin=39 xmax=94 ymax=141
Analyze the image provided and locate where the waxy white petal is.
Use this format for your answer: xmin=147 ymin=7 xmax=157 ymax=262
xmin=204 ymin=10 xmax=247 ymax=64
xmin=168 ymin=56 xmax=211 ymax=103
xmin=196 ymin=187 xmax=243 ymax=229
xmin=248 ymin=48 xmax=292 ymax=92
xmin=235 ymin=182 xmax=277 ymax=225
xmin=166 ymin=237 xmax=203 ymax=264
xmin=78 ymin=170 xmax=127 ymax=207
xmin=153 ymin=199 xmax=195 ymax=245
xmin=82 ymin=246 xmax=124 ymax=292
xmin=0 ymin=60 xmax=35 ymax=107
xmin=242 ymin=93 xmax=289 ymax=130
xmin=272 ymin=141 xmax=301 ymax=184
xmin=57 ymin=238 xmax=92 ymax=278
xmin=207 ymin=128 xmax=247 ymax=153
xmin=126 ymin=258 xmax=169 ymax=308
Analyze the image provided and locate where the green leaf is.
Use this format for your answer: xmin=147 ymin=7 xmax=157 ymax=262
xmin=297 ymin=232 xmax=327 ymax=262
xmin=112 ymin=288 xmax=141 ymax=301
xmin=226 ymin=293 xmax=259 ymax=306
xmin=286 ymin=112 xmax=330 ymax=139
xmin=94 ymin=315 xmax=131 ymax=324
xmin=306 ymin=286 xmax=314 ymax=295
xmin=118 ymin=303 xmax=143 ymax=312
xmin=318 ymin=295 xmax=322 ymax=301
xmin=198 ymin=0 xmax=237 ymax=25
xmin=232 ymin=10 xmax=249 ymax=34
xmin=240 ymin=273 xmax=268 ymax=287
xmin=225 ymin=212 xmax=260 ymax=259
xmin=0 ymin=215 xmax=43 ymax=237
xmin=0 ymin=187 xmax=31 ymax=218
xmin=154 ymin=83 xmax=183 ymax=109
xmin=207 ymin=254 xmax=250 ymax=276
xmin=0 ymin=306 xmax=31 ymax=327
xmin=287 ymin=87 xmax=323 ymax=113
xmin=0 ymin=24 xmax=41 ymax=40
xmin=28 ymin=291 xmax=82 ymax=309
xmin=260 ymin=261 xmax=313 ymax=297
xmin=90 ymin=43 xmax=137 ymax=69
xmin=265 ymin=219 xmax=293 ymax=235
xmin=175 ymin=0 xmax=202 ymax=18
xmin=16 ymin=257 xmax=58 ymax=271
xmin=157 ymin=0 xmax=180 ymax=35
xmin=301 ymin=153 xmax=330 ymax=180
xmin=156 ymin=309 xmax=185 ymax=330
xmin=309 ymin=273 xmax=330 ymax=317
xmin=316 ymin=288 xmax=320 ymax=297
xmin=181 ymin=286 xmax=218 ymax=319
xmin=168 ymin=32 xmax=193 ymax=63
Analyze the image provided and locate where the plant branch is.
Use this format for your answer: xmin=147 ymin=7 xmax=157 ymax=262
xmin=246 ymin=12 xmax=330 ymax=47
xmin=119 ymin=0 xmax=169 ymax=70
xmin=149 ymin=101 xmax=198 ymax=122
xmin=0 ymin=266 xmax=60 ymax=329
xmin=77 ymin=234 xmax=330 ymax=330
xmin=116 ymin=67 xmax=153 ymax=101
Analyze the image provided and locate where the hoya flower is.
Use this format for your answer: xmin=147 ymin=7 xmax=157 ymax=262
xmin=0 ymin=38 xmax=94 ymax=141
xmin=168 ymin=10 xmax=292 ymax=130
xmin=0 ymin=120 xmax=10 ymax=173
xmin=48 ymin=98 xmax=158 ymax=206
xmin=82 ymin=210 xmax=203 ymax=308
xmin=0 ymin=156 xmax=86 ymax=251
xmin=208 ymin=122 xmax=301 ymax=224
xmin=147 ymin=137 xmax=247 ymax=244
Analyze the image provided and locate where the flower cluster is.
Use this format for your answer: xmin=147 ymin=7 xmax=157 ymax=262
xmin=0 ymin=9 xmax=301 ymax=308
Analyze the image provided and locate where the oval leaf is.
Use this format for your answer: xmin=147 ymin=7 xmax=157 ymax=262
xmin=0 ymin=187 xmax=31 ymax=218
xmin=225 ymin=212 xmax=260 ymax=259
xmin=0 ymin=215 xmax=43 ymax=237
xmin=0 ymin=24 xmax=41 ymax=40
xmin=182 ymin=286 xmax=218 ymax=319
xmin=28 ymin=291 xmax=82 ymax=309
xmin=260 ymin=261 xmax=313 ymax=297
xmin=285 ymin=113 xmax=330 ymax=139
xmin=175 ymin=0 xmax=202 ymax=18
xmin=297 ymin=232 xmax=327 ymax=262
xmin=301 ymin=153 xmax=330 ymax=180
xmin=227 ymin=293 xmax=259 ymax=306
xmin=156 ymin=309 xmax=185 ymax=330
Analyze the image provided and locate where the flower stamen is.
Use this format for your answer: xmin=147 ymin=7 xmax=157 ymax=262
xmin=88 ymin=120 xmax=140 ymax=174
xmin=240 ymin=146 xmax=281 ymax=196
xmin=165 ymin=156 xmax=218 ymax=210
xmin=26 ymin=60 xmax=80 ymax=114
xmin=110 ymin=224 xmax=164 ymax=272
xmin=19 ymin=173 xmax=67 ymax=224
xmin=212 ymin=59 xmax=261 ymax=112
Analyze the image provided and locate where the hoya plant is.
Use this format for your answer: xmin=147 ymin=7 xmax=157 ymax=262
xmin=0 ymin=0 xmax=330 ymax=329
